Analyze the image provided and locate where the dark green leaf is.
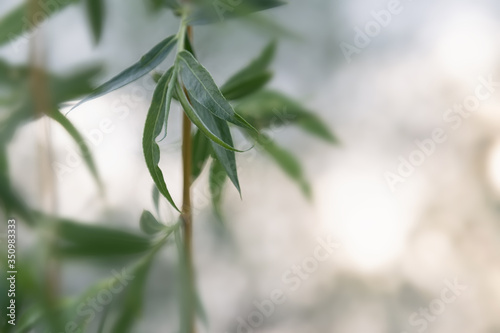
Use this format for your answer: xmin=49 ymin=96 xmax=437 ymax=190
xmin=253 ymin=133 xmax=311 ymax=197
xmin=209 ymin=157 xmax=228 ymax=218
xmin=0 ymin=0 xmax=80 ymax=47
xmin=191 ymin=129 xmax=211 ymax=180
xmin=177 ymin=50 xmax=255 ymax=130
xmin=53 ymin=217 xmax=153 ymax=257
xmin=71 ymin=35 xmax=177 ymax=110
xmin=188 ymin=0 xmax=286 ymax=25
xmin=140 ymin=210 xmax=164 ymax=235
xmin=221 ymin=41 xmax=276 ymax=100
xmin=49 ymin=109 xmax=102 ymax=190
xmin=175 ymin=83 xmax=242 ymax=152
xmin=85 ymin=0 xmax=105 ymax=44
xmin=236 ymin=90 xmax=338 ymax=143
xmin=142 ymin=68 xmax=179 ymax=211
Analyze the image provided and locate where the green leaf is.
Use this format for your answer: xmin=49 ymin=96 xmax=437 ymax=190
xmin=49 ymin=110 xmax=102 ymax=190
xmin=188 ymin=0 xmax=286 ymax=25
xmin=236 ymin=90 xmax=338 ymax=143
xmin=0 ymin=0 xmax=80 ymax=47
xmin=222 ymin=71 xmax=272 ymax=101
xmin=210 ymin=135 xmax=240 ymax=194
xmin=71 ymin=35 xmax=177 ymax=110
xmin=191 ymin=129 xmax=211 ymax=180
xmin=152 ymin=185 xmax=160 ymax=216
xmin=53 ymin=217 xmax=153 ymax=257
xmin=84 ymin=0 xmax=105 ymax=44
xmin=140 ymin=210 xmax=164 ymax=235
xmin=253 ymin=133 xmax=311 ymax=197
xmin=209 ymin=157 xmax=228 ymax=218
xmin=175 ymin=82 xmax=242 ymax=152
xmin=142 ymin=67 xmax=179 ymax=211
xmin=221 ymin=41 xmax=276 ymax=100
xmin=177 ymin=50 xmax=256 ymax=130
xmin=109 ymin=254 xmax=155 ymax=333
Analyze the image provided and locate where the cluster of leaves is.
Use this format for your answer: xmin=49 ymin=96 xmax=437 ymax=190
xmin=0 ymin=0 xmax=337 ymax=332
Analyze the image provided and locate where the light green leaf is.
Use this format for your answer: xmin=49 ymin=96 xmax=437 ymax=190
xmin=142 ymin=68 xmax=179 ymax=211
xmin=71 ymin=35 xmax=177 ymax=110
xmin=237 ymin=90 xmax=338 ymax=143
xmin=49 ymin=110 xmax=102 ymax=190
xmin=84 ymin=0 xmax=105 ymax=44
xmin=191 ymin=129 xmax=211 ymax=180
xmin=0 ymin=0 xmax=80 ymax=47
xmin=152 ymin=185 xmax=160 ymax=216
xmin=177 ymin=50 xmax=256 ymax=131
xmin=253 ymin=133 xmax=311 ymax=197
xmin=221 ymin=41 xmax=276 ymax=100
xmin=140 ymin=210 xmax=164 ymax=235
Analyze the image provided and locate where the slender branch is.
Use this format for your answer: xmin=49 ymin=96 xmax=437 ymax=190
xmin=181 ymin=24 xmax=196 ymax=333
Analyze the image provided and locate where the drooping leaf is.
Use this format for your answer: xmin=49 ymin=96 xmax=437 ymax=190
xmin=177 ymin=50 xmax=255 ymax=130
xmin=221 ymin=41 xmax=276 ymax=100
xmin=52 ymin=217 xmax=153 ymax=257
xmin=209 ymin=157 xmax=228 ymax=218
xmin=140 ymin=210 xmax=165 ymax=235
xmin=142 ymin=68 xmax=179 ymax=211
xmin=252 ymin=132 xmax=311 ymax=197
xmin=191 ymin=129 xmax=211 ymax=180
xmin=49 ymin=109 xmax=102 ymax=190
xmin=71 ymin=35 xmax=177 ymax=110
xmin=188 ymin=0 xmax=286 ymax=25
xmin=236 ymin=90 xmax=338 ymax=143
xmin=0 ymin=0 xmax=80 ymax=47
xmin=84 ymin=0 xmax=105 ymax=44
xmin=175 ymin=83 xmax=241 ymax=152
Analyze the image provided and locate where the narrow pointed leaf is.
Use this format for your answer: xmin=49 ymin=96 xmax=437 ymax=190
xmin=140 ymin=210 xmax=164 ymax=235
xmin=175 ymin=83 xmax=242 ymax=152
xmin=253 ymin=133 xmax=311 ymax=197
xmin=177 ymin=50 xmax=256 ymax=130
xmin=221 ymin=41 xmax=276 ymax=100
xmin=85 ymin=0 xmax=105 ymax=44
xmin=49 ymin=110 xmax=102 ymax=190
xmin=191 ymin=129 xmax=211 ymax=180
xmin=188 ymin=0 xmax=286 ymax=25
xmin=152 ymin=185 xmax=160 ymax=216
xmin=72 ymin=35 xmax=177 ymax=110
xmin=143 ymin=68 xmax=179 ymax=211
xmin=237 ymin=90 xmax=338 ymax=143
xmin=209 ymin=157 xmax=228 ymax=218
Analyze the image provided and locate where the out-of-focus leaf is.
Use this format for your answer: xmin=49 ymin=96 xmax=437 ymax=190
xmin=191 ymin=129 xmax=210 ymax=180
xmin=52 ymin=217 xmax=153 ymax=257
xmin=0 ymin=0 xmax=80 ymax=47
xmin=71 ymin=35 xmax=177 ymax=110
xmin=177 ymin=50 xmax=255 ymax=130
xmin=49 ymin=109 xmax=102 ymax=190
xmin=237 ymin=90 xmax=338 ymax=143
xmin=109 ymin=252 xmax=157 ymax=333
xmin=209 ymin=157 xmax=227 ymax=218
xmin=188 ymin=0 xmax=286 ymax=25
xmin=142 ymin=68 xmax=179 ymax=211
xmin=84 ymin=0 xmax=105 ymax=44
xmin=175 ymin=83 xmax=241 ymax=152
xmin=221 ymin=41 xmax=276 ymax=100
xmin=152 ymin=185 xmax=160 ymax=216
xmin=147 ymin=0 xmax=181 ymax=13
xmin=253 ymin=133 xmax=311 ymax=197
xmin=140 ymin=210 xmax=165 ymax=235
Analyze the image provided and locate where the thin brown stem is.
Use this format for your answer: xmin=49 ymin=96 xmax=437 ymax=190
xmin=181 ymin=24 xmax=196 ymax=333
